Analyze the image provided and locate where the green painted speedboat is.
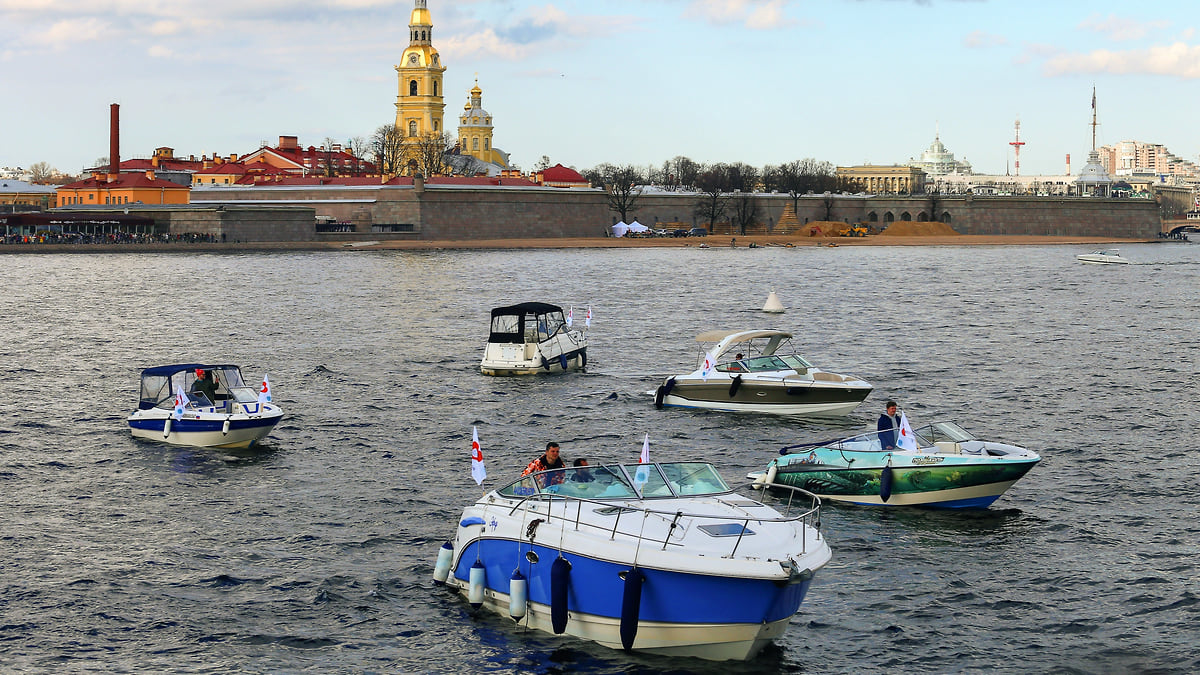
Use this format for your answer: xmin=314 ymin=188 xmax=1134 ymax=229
xmin=749 ymin=421 xmax=1040 ymax=508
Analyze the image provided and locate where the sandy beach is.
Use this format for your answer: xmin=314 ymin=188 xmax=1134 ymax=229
xmin=0 ymin=233 xmax=1166 ymax=254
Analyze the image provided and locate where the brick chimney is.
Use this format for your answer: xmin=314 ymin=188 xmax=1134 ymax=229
xmin=108 ymin=103 xmax=120 ymax=183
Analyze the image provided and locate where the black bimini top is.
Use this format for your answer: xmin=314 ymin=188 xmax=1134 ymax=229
xmin=489 ymin=302 xmax=563 ymax=318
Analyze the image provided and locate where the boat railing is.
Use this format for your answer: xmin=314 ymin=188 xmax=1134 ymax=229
xmin=501 ymin=488 xmax=822 ymax=559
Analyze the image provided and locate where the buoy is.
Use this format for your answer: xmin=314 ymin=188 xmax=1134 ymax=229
xmin=550 ymin=556 xmax=571 ymax=634
xmin=162 ymin=418 xmax=172 ymax=438
xmin=620 ymin=568 xmax=644 ymax=651
xmin=433 ymin=541 xmax=453 ymax=585
xmin=762 ymin=290 xmax=785 ymax=313
xmin=468 ymin=560 xmax=486 ymax=608
xmin=728 ymin=374 xmax=743 ymax=397
xmin=880 ymin=461 xmax=894 ymax=503
xmin=508 ymin=570 xmax=527 ymax=620
xmin=221 ymin=418 xmax=231 ymax=436
xmin=559 ymin=354 xmax=568 ymax=370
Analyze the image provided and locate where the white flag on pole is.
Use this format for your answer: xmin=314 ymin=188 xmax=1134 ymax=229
xmin=258 ymin=374 xmax=272 ymax=403
xmin=634 ymin=434 xmax=650 ymax=489
xmin=173 ymin=385 xmax=188 ymax=420
xmin=565 ymin=307 xmax=574 ymax=328
xmin=470 ymin=427 xmax=486 ymax=485
xmin=700 ymin=351 xmax=716 ymax=381
xmin=897 ymin=412 xmax=919 ymax=452
xmin=585 ymin=306 xmax=592 ymax=328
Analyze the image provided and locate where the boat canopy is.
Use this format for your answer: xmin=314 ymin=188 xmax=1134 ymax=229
xmin=694 ymin=329 xmax=793 ymax=360
xmin=488 ymin=302 xmax=568 ymax=344
xmin=137 ymin=364 xmax=249 ymax=409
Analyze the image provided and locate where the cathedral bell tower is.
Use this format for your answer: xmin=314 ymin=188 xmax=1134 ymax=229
xmin=394 ymin=0 xmax=446 ymax=141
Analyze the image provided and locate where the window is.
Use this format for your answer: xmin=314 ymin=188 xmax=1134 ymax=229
xmin=472 ymin=138 xmax=479 ymax=151
xmin=433 ymin=81 xmax=438 ymax=96
xmin=484 ymin=139 xmax=489 ymax=151
xmin=409 ymin=121 xmax=418 ymax=137
xmin=409 ymin=80 xmax=418 ymax=96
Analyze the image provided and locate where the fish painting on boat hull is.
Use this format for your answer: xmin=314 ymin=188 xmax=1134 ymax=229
xmin=774 ymin=461 xmax=1037 ymax=508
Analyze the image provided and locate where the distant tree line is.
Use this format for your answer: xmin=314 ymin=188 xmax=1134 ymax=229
xmin=579 ymin=157 xmax=839 ymax=232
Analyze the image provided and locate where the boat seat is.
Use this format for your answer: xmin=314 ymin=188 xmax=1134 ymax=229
xmin=934 ymin=441 xmax=960 ymax=454
xmin=811 ymin=372 xmax=847 ymax=382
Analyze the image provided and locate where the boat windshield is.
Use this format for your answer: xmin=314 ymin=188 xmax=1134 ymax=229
xmin=488 ymin=309 xmax=567 ymax=344
xmin=496 ymin=462 xmax=731 ymax=500
xmin=137 ymin=365 xmax=248 ymax=409
xmin=913 ymin=422 xmax=976 ymax=444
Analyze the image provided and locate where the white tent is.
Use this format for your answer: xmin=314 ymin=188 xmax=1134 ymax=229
xmin=627 ymin=220 xmax=649 ymax=233
xmin=611 ymin=221 xmax=629 ymax=237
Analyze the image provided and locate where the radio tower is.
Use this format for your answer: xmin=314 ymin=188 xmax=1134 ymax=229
xmin=1009 ymin=118 xmax=1025 ymax=177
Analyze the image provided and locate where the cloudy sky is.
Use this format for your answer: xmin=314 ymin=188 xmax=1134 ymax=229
xmin=3 ymin=0 xmax=1198 ymax=176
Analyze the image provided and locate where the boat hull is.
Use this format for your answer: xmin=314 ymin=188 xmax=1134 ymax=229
xmin=761 ymin=454 xmax=1038 ymax=508
xmin=658 ymin=378 xmax=870 ymax=416
xmin=480 ymin=347 xmax=586 ymax=376
xmin=128 ymin=409 xmax=282 ymax=449
xmin=448 ymin=537 xmax=817 ymax=661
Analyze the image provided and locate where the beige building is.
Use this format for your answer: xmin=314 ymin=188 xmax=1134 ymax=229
xmin=836 ymin=165 xmax=926 ymax=194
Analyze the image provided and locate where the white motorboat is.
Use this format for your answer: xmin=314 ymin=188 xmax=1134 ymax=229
xmin=480 ymin=302 xmax=587 ymax=376
xmin=1076 ymin=248 xmax=1130 ymax=265
xmin=434 ymin=460 xmax=830 ymax=660
xmin=749 ymin=421 xmax=1041 ymax=508
xmin=654 ymin=329 xmax=872 ymax=416
xmin=127 ymin=364 xmax=283 ymax=448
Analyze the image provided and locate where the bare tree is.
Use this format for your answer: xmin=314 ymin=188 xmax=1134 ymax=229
xmin=533 ymin=155 xmax=551 ymax=172
xmin=668 ymin=155 xmax=700 ymax=190
xmin=321 ymin=137 xmax=340 ymax=177
xmin=370 ymin=124 xmax=406 ymax=178
xmin=412 ymin=132 xmax=454 ymax=177
xmin=821 ymin=191 xmax=837 ymax=221
xmin=346 ymin=136 xmax=368 ymax=176
xmin=29 ymin=161 xmax=53 ymax=183
xmin=694 ymin=163 xmax=732 ymax=231
xmin=592 ymin=164 xmax=645 ymax=223
xmin=726 ymin=163 xmax=760 ymax=235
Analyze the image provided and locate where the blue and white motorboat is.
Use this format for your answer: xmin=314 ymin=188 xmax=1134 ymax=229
xmin=749 ymin=421 xmax=1041 ymax=508
xmin=127 ymin=364 xmax=283 ymax=449
xmin=434 ymin=460 xmax=830 ymax=661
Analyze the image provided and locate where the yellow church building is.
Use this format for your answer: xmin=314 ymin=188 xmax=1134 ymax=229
xmin=393 ymin=0 xmax=510 ymax=174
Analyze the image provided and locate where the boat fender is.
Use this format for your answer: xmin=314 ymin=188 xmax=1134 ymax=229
xmin=433 ymin=541 xmax=453 ymax=585
xmin=550 ymin=556 xmax=571 ymax=634
xmin=559 ymin=354 xmax=568 ymax=370
xmin=728 ymin=374 xmax=743 ymax=397
xmin=541 ymin=355 xmax=550 ymax=371
xmin=764 ymin=462 xmax=778 ymax=486
xmin=460 ymin=516 xmax=486 ymax=527
xmin=221 ymin=418 xmax=231 ymax=436
xmin=654 ymin=377 xmax=676 ymax=409
xmin=619 ymin=567 xmax=644 ymax=651
xmin=162 ymin=418 xmax=172 ymax=438
xmin=579 ymin=351 xmax=586 ymax=369
xmin=880 ymin=459 xmax=894 ymax=503
xmin=468 ymin=560 xmax=486 ymax=608
xmin=508 ymin=570 xmax=528 ymax=621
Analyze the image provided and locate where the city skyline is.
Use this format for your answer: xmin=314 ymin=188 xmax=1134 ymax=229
xmin=3 ymin=0 xmax=1198 ymax=177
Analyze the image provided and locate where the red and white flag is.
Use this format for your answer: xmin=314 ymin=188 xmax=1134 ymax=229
xmin=585 ymin=306 xmax=592 ymax=328
xmin=700 ymin=351 xmax=716 ymax=381
xmin=470 ymin=426 xmax=486 ymax=485
xmin=634 ymin=433 xmax=650 ymax=488
xmin=258 ymin=374 xmax=272 ymax=403
xmin=566 ymin=307 xmax=574 ymax=328
xmin=897 ymin=412 xmax=918 ymax=452
xmin=173 ymin=385 xmax=188 ymax=420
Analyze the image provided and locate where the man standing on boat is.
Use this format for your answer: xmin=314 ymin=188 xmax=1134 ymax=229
xmin=522 ymin=442 xmax=566 ymax=485
xmin=877 ymin=400 xmax=900 ymax=450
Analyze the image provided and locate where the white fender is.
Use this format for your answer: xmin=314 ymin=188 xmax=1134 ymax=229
xmin=432 ymin=542 xmax=453 ymax=585
xmin=508 ymin=571 xmax=527 ymax=620
xmin=468 ymin=561 xmax=486 ymax=608
xmin=162 ymin=418 xmax=172 ymax=438
xmin=222 ymin=418 xmax=231 ymax=436
xmin=765 ymin=462 xmax=778 ymax=485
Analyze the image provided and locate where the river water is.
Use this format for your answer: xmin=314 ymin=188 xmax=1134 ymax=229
xmin=1 ymin=242 xmax=1197 ymax=674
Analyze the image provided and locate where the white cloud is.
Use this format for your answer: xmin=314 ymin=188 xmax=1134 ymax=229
xmin=1043 ymin=42 xmax=1200 ymax=79
xmin=687 ymin=0 xmax=795 ymax=30
xmin=147 ymin=44 xmax=174 ymax=58
xmin=1078 ymin=14 xmax=1169 ymax=42
xmin=963 ymin=30 xmax=1006 ymax=48
xmin=27 ymin=18 xmax=110 ymax=49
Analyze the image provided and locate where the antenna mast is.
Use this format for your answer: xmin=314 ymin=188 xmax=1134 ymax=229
xmin=1009 ymin=119 xmax=1025 ymax=177
xmin=1090 ymin=86 xmax=1099 ymax=151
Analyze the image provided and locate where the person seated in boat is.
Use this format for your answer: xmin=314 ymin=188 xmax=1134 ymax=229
xmin=191 ymin=369 xmax=219 ymax=404
xmin=570 ymin=458 xmax=594 ymax=483
xmin=877 ymin=400 xmax=900 ymax=450
xmin=522 ymin=442 xmax=566 ymax=487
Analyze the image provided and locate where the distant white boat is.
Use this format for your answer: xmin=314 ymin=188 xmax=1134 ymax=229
xmin=1076 ymin=248 xmax=1130 ymax=265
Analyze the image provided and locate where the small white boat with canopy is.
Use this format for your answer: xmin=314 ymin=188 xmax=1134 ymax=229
xmin=127 ymin=364 xmax=283 ymax=448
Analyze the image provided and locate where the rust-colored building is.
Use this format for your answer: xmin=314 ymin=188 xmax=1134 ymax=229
xmin=56 ymin=171 xmax=191 ymax=207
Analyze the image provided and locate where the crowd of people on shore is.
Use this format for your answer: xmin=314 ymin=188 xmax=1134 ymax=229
xmin=1 ymin=232 xmax=223 ymax=246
